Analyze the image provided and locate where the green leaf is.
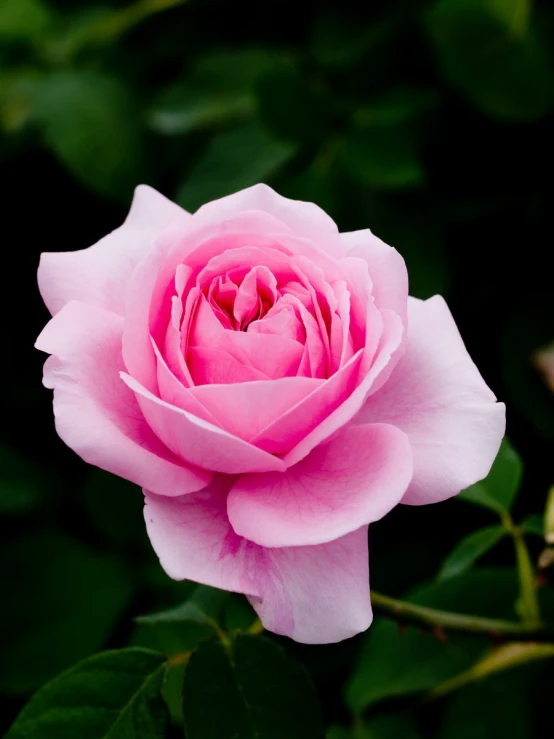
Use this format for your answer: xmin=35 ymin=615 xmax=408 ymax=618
xmin=346 ymin=569 xmax=519 ymax=712
xmin=458 ymin=438 xmax=522 ymax=514
xmin=0 ymin=531 xmax=134 ymax=694
xmin=0 ymin=0 xmax=53 ymax=40
xmin=310 ymin=10 xmax=401 ymax=69
xmin=280 ymin=150 xmax=342 ymax=221
xmin=339 ymin=123 xmax=425 ymax=190
xmin=5 ymin=648 xmax=169 ymax=738
xmin=134 ymin=585 xmax=228 ymax=725
xmin=328 ymin=715 xmax=422 ymax=739
xmin=346 ymin=621 xmax=481 ymax=712
xmin=327 ymin=728 xmax=352 ymax=739
xmin=256 ymin=65 xmax=327 ymax=144
xmin=0 ymin=443 xmax=44 ymax=515
xmin=438 ymin=665 xmax=539 ymax=739
xmin=362 ymin=715 xmax=422 ymax=739
xmin=223 ymin=593 xmax=259 ymax=631
xmin=0 ymin=69 xmax=43 ymax=134
xmin=136 ymin=583 xmax=227 ymax=641
xmin=34 ymin=71 xmax=146 ymax=201
xmin=521 ymin=514 xmax=545 ymax=538
xmin=427 ymin=0 xmax=554 ymax=121
xmin=176 ymin=120 xmax=296 ymax=212
xmin=483 ymin=0 xmax=531 ymax=36
xmin=353 ymin=87 xmax=439 ymax=126
xmin=182 ymin=634 xmax=324 ymax=739
xmin=149 ymin=49 xmax=279 ymax=135
xmin=438 ymin=525 xmax=506 ymax=581
xmin=367 ymin=196 xmax=450 ymax=300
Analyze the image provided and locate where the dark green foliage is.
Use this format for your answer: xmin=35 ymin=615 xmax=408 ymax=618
xmin=2 ymin=0 xmax=554 ymax=736
xmin=182 ymin=634 xmax=325 ymax=739
xmin=5 ymin=649 xmax=169 ymax=738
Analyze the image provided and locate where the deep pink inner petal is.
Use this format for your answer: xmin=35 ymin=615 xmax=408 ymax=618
xmin=149 ymin=240 xmax=367 ymax=391
xmin=126 ymin=220 xmax=408 ymax=466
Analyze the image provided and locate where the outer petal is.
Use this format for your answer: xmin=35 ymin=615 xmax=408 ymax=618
xmin=356 ymin=295 xmax=506 ymax=504
xmin=35 ymin=301 xmax=210 ymax=496
xmin=121 ymin=373 xmax=286 ymax=474
xmin=341 ymin=229 xmax=408 ymax=327
xmin=144 ymin=483 xmax=371 ymax=644
xmin=228 ymin=423 xmax=413 ymax=547
xmin=192 ymin=184 xmax=344 ymax=257
xmin=249 ymin=525 xmax=371 ymax=644
xmin=38 ymin=185 xmax=189 ymax=316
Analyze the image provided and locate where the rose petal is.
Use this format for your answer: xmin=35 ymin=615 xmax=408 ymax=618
xmin=356 ymin=295 xmax=506 ymax=504
xmin=233 ymin=265 xmax=278 ymax=327
xmin=35 ymin=301 xmax=210 ymax=496
xmin=121 ymin=373 xmax=286 ymax=474
xmin=153 ymin=339 xmax=219 ymax=425
xmin=188 ymin=376 xmax=322 ymax=441
xmin=187 ymin=346 xmax=271 ymax=384
xmin=228 ymin=423 xmax=413 ymax=547
xmin=281 ymin=309 xmax=404 ymax=467
xmin=252 ymin=349 xmax=364 ymax=455
xmin=341 ymin=229 xmax=408 ymax=327
xmin=249 ymin=525 xmax=371 ymax=644
xmin=144 ymin=483 xmax=371 ymax=643
xmin=38 ymin=185 xmax=189 ymax=317
xmin=122 ymin=215 xmax=314 ymax=391
xmin=193 ymin=184 xmax=344 ymax=258
xmin=189 ymin=296 xmax=303 ymax=379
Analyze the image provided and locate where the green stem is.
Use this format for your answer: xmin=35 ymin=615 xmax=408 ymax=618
xmin=370 ymin=591 xmax=553 ymax=641
xmin=428 ymin=642 xmax=554 ymax=701
xmin=502 ymin=513 xmax=541 ymax=626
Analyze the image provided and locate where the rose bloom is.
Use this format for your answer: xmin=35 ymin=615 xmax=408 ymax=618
xmin=36 ymin=185 xmax=505 ymax=644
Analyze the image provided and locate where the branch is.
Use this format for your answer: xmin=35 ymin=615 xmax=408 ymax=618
xmin=371 ymin=591 xmax=554 ymax=642
xmin=428 ymin=642 xmax=554 ymax=700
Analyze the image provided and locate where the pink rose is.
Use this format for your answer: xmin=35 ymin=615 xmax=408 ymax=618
xmin=36 ymin=184 xmax=505 ymax=644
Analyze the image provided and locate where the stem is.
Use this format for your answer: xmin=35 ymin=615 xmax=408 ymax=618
xmin=167 ymin=650 xmax=191 ymax=668
xmin=246 ymin=619 xmax=264 ymax=635
xmin=370 ymin=591 xmax=553 ymax=641
xmin=428 ymin=642 xmax=554 ymax=701
xmin=502 ymin=513 xmax=541 ymax=626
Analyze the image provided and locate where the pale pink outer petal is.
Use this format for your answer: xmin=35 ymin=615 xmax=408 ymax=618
xmin=228 ymin=423 xmax=413 ymax=547
xmin=38 ymin=185 xmax=189 ymax=316
xmin=192 ymin=184 xmax=344 ymax=257
xmin=144 ymin=483 xmax=372 ymax=643
xmin=35 ymin=301 xmax=210 ymax=496
xmin=121 ymin=373 xmax=286 ymax=474
xmin=356 ymin=296 xmax=506 ymax=505
xmin=341 ymin=229 xmax=408 ymax=327
xmin=249 ymin=524 xmax=371 ymax=644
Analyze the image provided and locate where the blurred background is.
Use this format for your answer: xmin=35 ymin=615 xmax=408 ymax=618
xmin=2 ymin=0 xmax=554 ymax=736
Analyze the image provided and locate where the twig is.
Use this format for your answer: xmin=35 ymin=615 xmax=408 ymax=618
xmin=371 ymin=591 xmax=554 ymax=641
